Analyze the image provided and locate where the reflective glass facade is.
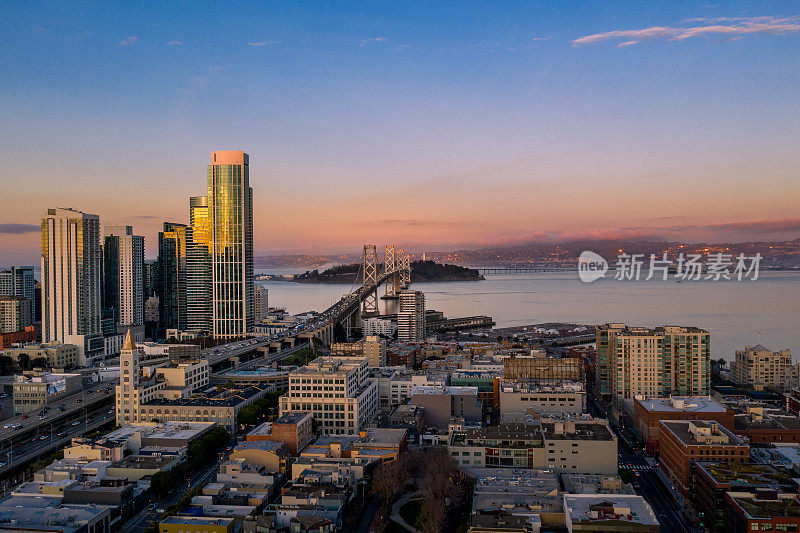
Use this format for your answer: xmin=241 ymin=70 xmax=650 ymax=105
xmin=208 ymin=151 xmax=254 ymax=338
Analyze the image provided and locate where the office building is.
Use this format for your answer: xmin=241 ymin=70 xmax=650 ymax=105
xmin=207 ymin=150 xmax=254 ymax=338
xmin=103 ymin=225 xmax=144 ymax=329
xmin=279 ymin=356 xmax=379 ymax=435
xmin=158 ymin=222 xmax=189 ymax=333
xmin=254 ymin=284 xmax=268 ymax=324
xmin=398 ymin=290 xmax=425 ymax=342
xmin=41 ymin=208 xmax=103 ymax=365
xmin=733 ymin=345 xmax=793 ymax=391
xmin=0 ymin=266 xmax=36 ymax=318
xmin=187 ymin=196 xmax=212 ymax=333
xmin=0 ymin=296 xmax=32 ymax=333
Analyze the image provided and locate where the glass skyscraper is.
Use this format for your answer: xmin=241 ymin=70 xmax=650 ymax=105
xmin=187 ymin=196 xmax=212 ymax=333
xmin=208 ymin=151 xmax=254 ymax=338
xmin=158 ymin=222 xmax=189 ymax=333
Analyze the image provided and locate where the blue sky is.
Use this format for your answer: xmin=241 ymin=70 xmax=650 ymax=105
xmin=1 ymin=1 xmax=799 ymax=263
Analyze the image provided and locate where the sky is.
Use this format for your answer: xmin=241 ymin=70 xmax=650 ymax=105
xmin=1 ymin=1 xmax=799 ymax=264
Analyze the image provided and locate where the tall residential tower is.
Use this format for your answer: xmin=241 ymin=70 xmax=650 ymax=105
xmin=103 ymin=225 xmax=144 ymax=328
xmin=41 ymin=208 xmax=103 ymax=365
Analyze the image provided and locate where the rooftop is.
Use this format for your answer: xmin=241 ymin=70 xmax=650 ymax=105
xmin=637 ymin=396 xmax=728 ymax=413
xmin=730 ymin=494 xmax=800 ymax=519
xmin=411 ymin=385 xmax=479 ymax=396
xmin=564 ymin=494 xmax=659 ymax=526
xmin=161 ymin=515 xmax=235 ymax=526
xmin=110 ymin=454 xmax=176 ymax=470
xmin=695 ymin=461 xmax=797 ymax=489
xmin=144 ymin=384 xmax=268 ymax=407
xmin=541 ymin=419 xmax=614 ymax=441
xmin=660 ymin=420 xmax=747 ymax=447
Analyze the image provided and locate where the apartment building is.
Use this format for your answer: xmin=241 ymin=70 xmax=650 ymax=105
xmin=503 ymin=354 xmax=585 ymax=383
xmin=330 ymin=336 xmax=386 ymax=368
xmin=598 ymin=324 xmax=711 ymax=408
xmin=733 ymin=345 xmax=793 ymax=391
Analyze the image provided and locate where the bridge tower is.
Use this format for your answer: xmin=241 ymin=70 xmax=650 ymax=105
xmin=384 ymin=245 xmax=400 ymax=298
xmin=400 ymin=252 xmax=411 ymax=289
xmin=362 ymin=244 xmax=379 ymax=315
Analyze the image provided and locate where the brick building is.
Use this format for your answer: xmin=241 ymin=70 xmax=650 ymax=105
xmin=658 ymin=420 xmax=750 ymax=498
xmin=633 ymin=396 xmax=734 ymax=453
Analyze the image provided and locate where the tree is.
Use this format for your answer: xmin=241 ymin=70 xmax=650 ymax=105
xmin=30 ymin=357 xmax=48 ymax=369
xmin=371 ymin=458 xmax=408 ymax=517
xmin=420 ymin=497 xmax=447 ymax=533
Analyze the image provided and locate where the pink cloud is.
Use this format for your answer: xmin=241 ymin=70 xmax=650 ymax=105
xmin=571 ymin=16 xmax=800 ymax=47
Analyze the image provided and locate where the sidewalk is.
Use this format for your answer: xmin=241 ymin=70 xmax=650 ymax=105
xmin=388 ymin=490 xmax=423 ymax=532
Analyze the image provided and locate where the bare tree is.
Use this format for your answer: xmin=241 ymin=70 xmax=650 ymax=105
xmin=420 ymin=497 xmax=447 ymax=533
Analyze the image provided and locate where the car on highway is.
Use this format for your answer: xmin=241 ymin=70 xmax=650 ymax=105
xmin=71 ymin=420 xmax=81 ymax=426
xmin=20 ymin=414 xmax=27 ymax=419
xmin=75 ymin=398 xmax=82 ymax=403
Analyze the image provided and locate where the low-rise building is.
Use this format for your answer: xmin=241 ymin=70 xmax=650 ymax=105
xmin=469 ymin=468 xmax=562 ymax=531
xmin=561 ymin=474 xmax=634 ymax=495
xmin=4 ymin=341 xmax=79 ymax=369
xmin=563 ymin=494 xmax=660 ymax=533
xmin=102 ymin=421 xmax=217 ymax=453
xmin=694 ymin=461 xmax=799 ymax=533
xmin=12 ymin=371 xmax=82 ymax=414
xmin=246 ymin=412 xmax=314 ymax=456
xmin=540 ymin=419 xmax=618 ymax=475
xmin=105 ymin=454 xmax=181 ymax=481
xmin=658 ymin=420 xmax=750 ymax=497
xmin=726 ymin=491 xmax=800 ymax=533
xmin=159 ymin=515 xmax=235 ymax=533
xmin=217 ymin=368 xmax=292 ymax=391
xmin=499 ymin=379 xmax=586 ymax=420
xmin=733 ymin=404 xmax=800 ymax=444
xmin=229 ymin=440 xmax=289 ymax=474
xmin=504 ymin=353 xmax=585 ymax=382
xmin=0 ymin=496 xmax=111 ymax=533
xmin=410 ymin=385 xmax=482 ymax=429
xmin=634 ymin=396 xmax=734 ymax=453
xmin=330 ymin=336 xmax=386 ymax=367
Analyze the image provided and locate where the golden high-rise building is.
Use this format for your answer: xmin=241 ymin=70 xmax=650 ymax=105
xmin=207 ymin=151 xmax=254 ymax=338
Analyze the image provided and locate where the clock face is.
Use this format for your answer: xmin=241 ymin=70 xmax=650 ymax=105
xmin=124 ymin=361 xmax=129 ymax=366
